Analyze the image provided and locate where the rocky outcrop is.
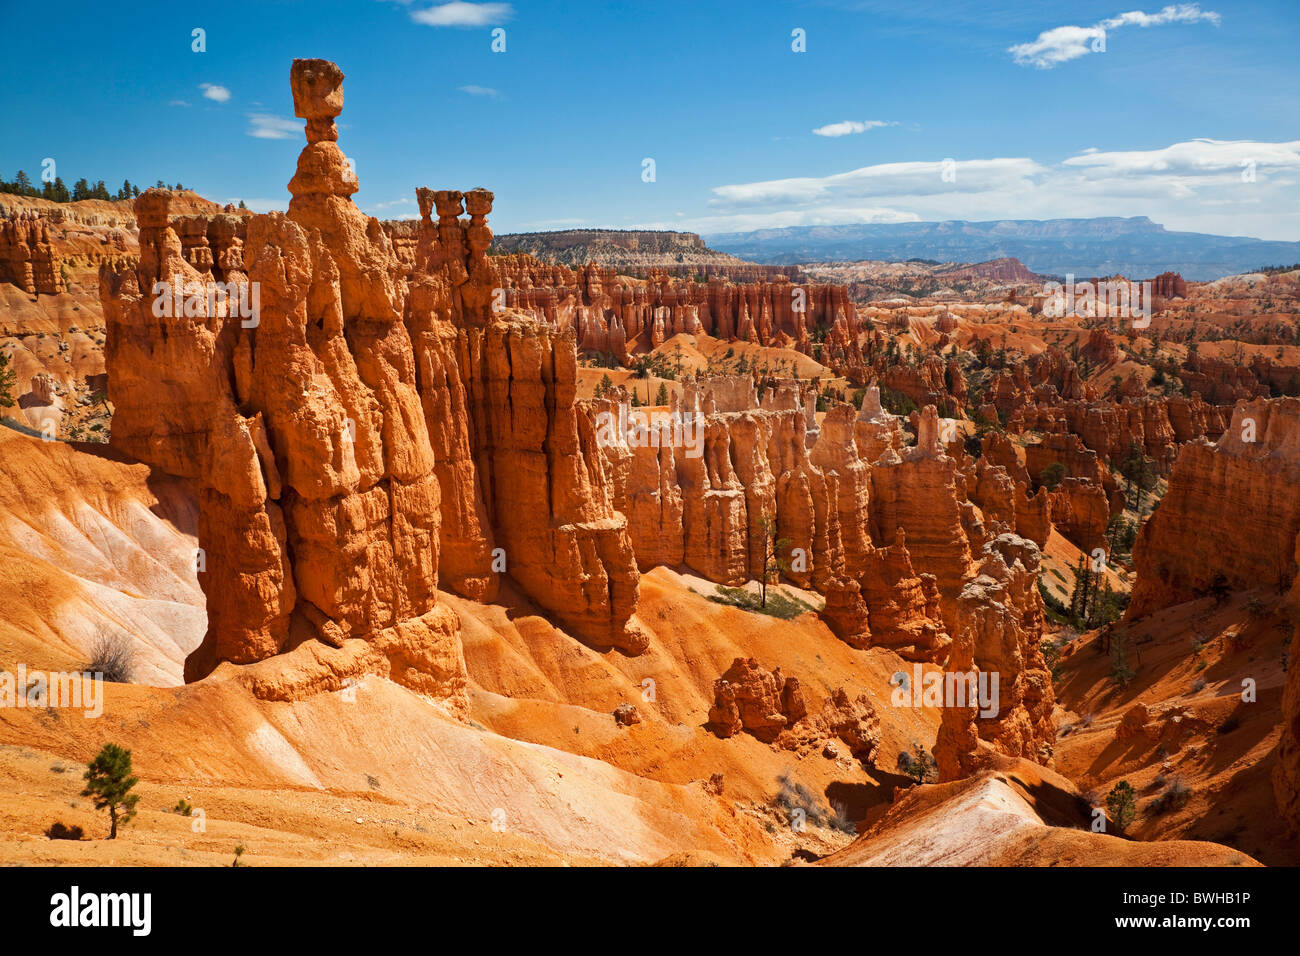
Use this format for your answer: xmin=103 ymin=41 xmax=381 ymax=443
xmin=0 ymin=213 xmax=65 ymax=295
xmin=858 ymin=530 xmax=951 ymax=662
xmin=935 ymin=533 xmax=1055 ymax=781
xmin=405 ymin=181 xmax=645 ymax=650
xmin=1047 ymin=477 xmax=1110 ymax=553
xmin=868 ymin=407 xmax=974 ymax=629
xmin=780 ymin=687 xmax=881 ymax=763
xmin=1278 ymin=528 xmax=1300 ymax=833
xmin=1150 ymin=270 xmax=1187 ymax=299
xmin=706 ymin=657 xmax=880 ymax=763
xmin=102 ymin=60 xmax=462 ymax=692
xmin=1129 ymin=397 xmax=1300 ymax=617
xmin=1025 ymin=432 xmax=1110 ymax=490
xmin=707 ymin=657 xmax=807 ymax=742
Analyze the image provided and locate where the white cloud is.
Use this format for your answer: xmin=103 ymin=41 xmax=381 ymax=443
xmin=169 ymin=99 xmax=191 ymax=108
xmin=812 ymin=120 xmax=896 ymax=138
xmin=458 ymin=84 xmax=501 ymax=98
xmin=199 ymin=83 xmax=231 ymax=103
xmin=246 ymin=114 xmax=305 ymax=140
xmin=1009 ymin=4 xmax=1220 ymax=68
xmin=1062 ymin=138 xmax=1300 ymax=175
xmin=696 ymin=139 xmax=1300 ymax=239
xmin=663 ymin=206 xmax=921 ymax=234
xmin=411 ymin=2 xmax=513 ymax=27
xmin=711 ymin=157 xmax=1045 ymax=206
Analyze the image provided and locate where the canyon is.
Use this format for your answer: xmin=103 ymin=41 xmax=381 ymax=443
xmin=0 ymin=58 xmax=1298 ymax=868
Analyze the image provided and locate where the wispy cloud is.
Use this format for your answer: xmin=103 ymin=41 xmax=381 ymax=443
xmin=199 ymin=83 xmax=231 ymax=103
xmin=711 ymin=158 xmax=1045 ymax=206
xmin=1009 ymin=4 xmax=1221 ymax=69
xmin=458 ymin=84 xmax=501 ymax=98
xmin=1062 ymin=139 xmax=1300 ymax=175
xmin=246 ymin=114 xmax=304 ymax=140
xmin=410 ymin=2 xmax=513 ymax=27
xmin=812 ymin=120 xmax=896 ymax=138
xmin=169 ymin=99 xmax=191 ymax=108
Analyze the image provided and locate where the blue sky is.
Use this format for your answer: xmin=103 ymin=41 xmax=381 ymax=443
xmin=2 ymin=0 xmax=1297 ymax=238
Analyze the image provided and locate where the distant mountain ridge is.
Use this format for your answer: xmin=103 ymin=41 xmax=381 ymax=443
xmin=704 ymin=217 xmax=1300 ymax=281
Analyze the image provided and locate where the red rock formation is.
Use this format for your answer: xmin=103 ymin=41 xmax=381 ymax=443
xmin=1082 ymin=328 xmax=1119 ymax=366
xmin=933 ymin=257 xmax=1039 ymax=285
xmin=102 ymin=61 xmax=466 ymax=693
xmin=821 ymin=577 xmax=872 ymax=649
xmin=1113 ymin=397 xmax=1300 ymax=830
xmin=0 ymin=213 xmax=66 ymax=295
xmin=707 ymin=657 xmax=806 ymax=742
xmin=1128 ymin=397 xmax=1300 ymax=618
xmin=859 ymin=530 xmax=951 ymax=662
xmin=488 ymin=261 xmax=868 ymax=375
xmin=868 ymin=406 xmax=974 ymax=629
xmin=1047 ymin=477 xmax=1110 ymax=553
xmin=707 ymin=657 xmax=881 ymax=763
xmin=1025 ymin=432 xmax=1110 ymax=490
xmin=780 ymin=687 xmax=881 ymax=762
xmin=1151 ymin=270 xmax=1187 ymax=299
xmin=99 ymin=61 xmax=644 ymax=701
xmin=935 ymin=533 xmax=1054 ymax=780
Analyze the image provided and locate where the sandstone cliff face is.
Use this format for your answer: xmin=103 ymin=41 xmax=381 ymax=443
xmin=489 ymin=260 xmax=868 ymax=377
xmin=868 ymin=407 xmax=974 ymax=631
xmin=1116 ymin=397 xmax=1300 ymax=832
xmin=1128 ymin=397 xmax=1300 ymax=618
xmin=405 ymin=187 xmax=644 ymax=650
xmin=0 ymin=214 xmax=66 ymax=295
xmin=1047 ymin=477 xmax=1110 ymax=553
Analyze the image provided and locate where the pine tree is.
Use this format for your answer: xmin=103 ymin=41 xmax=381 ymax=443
xmin=1106 ymin=781 xmax=1136 ymax=831
xmin=655 ymin=382 xmax=668 ymax=405
xmin=0 ymin=351 xmax=17 ymax=408
xmin=51 ymin=177 xmax=70 ymax=202
xmin=72 ymin=178 xmax=92 ymax=201
xmin=91 ymin=180 xmax=111 ymax=201
xmin=81 ymin=743 xmax=140 ymax=839
xmin=1068 ymin=555 xmax=1084 ymax=618
xmin=13 ymin=170 xmax=33 ymax=195
xmin=757 ymin=515 xmax=792 ymax=609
